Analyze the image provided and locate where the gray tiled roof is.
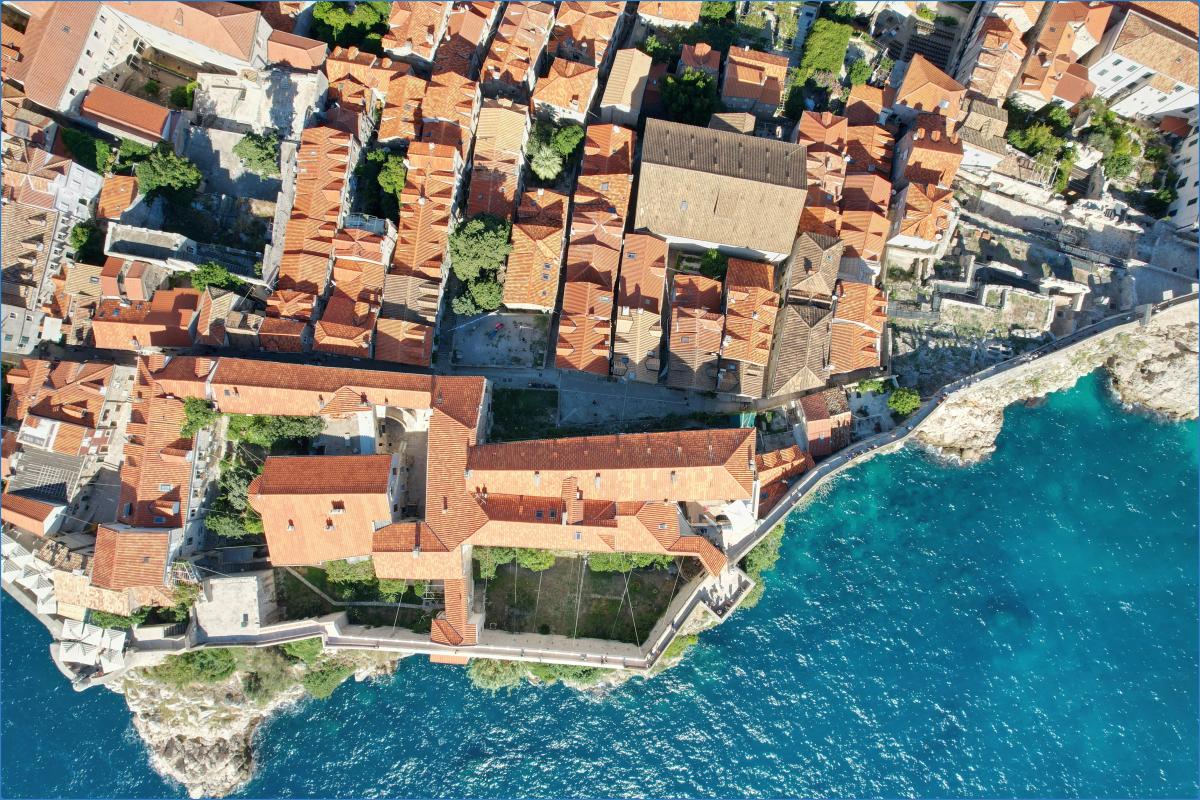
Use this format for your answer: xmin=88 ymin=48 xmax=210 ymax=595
xmin=642 ymin=118 xmax=807 ymax=190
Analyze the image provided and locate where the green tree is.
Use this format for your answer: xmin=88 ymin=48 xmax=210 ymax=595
xmin=378 ymin=578 xmax=410 ymax=602
xmin=282 ymin=637 xmax=324 ymax=665
xmin=69 ymin=221 xmax=104 ymax=264
xmin=700 ymin=1 xmax=734 ymax=22
xmin=1006 ymin=122 xmax=1063 ymax=164
xmin=181 ymin=398 xmax=219 ymax=437
xmin=662 ymin=68 xmax=719 ymax=125
xmin=136 ymin=145 xmax=202 ymax=199
xmin=1042 ymin=103 xmax=1072 ymax=136
xmin=887 ymin=386 xmax=921 ymax=416
xmin=311 ymin=0 xmax=390 ymax=51
xmin=848 ymin=59 xmax=872 ymax=86
xmin=90 ymin=609 xmax=147 ymax=629
xmin=451 ymin=293 xmax=479 ymax=316
xmin=61 ymin=128 xmax=113 ymax=174
xmin=1101 ymin=152 xmax=1134 ymax=180
xmin=170 ymin=81 xmax=198 ymax=109
xmin=794 ymin=19 xmax=851 ymax=84
xmin=376 ymin=152 xmax=407 ymax=199
xmin=551 ymin=122 xmax=585 ymax=158
xmin=151 ymin=648 xmax=238 ymax=687
xmin=530 ymin=146 xmax=565 ymax=180
xmin=169 ymin=582 xmax=201 ymax=623
xmin=698 ymin=249 xmax=728 ymax=280
xmin=824 ymin=1 xmax=858 ymax=21
xmin=469 ymin=279 xmax=504 ymax=311
xmin=474 ymin=546 xmax=517 ymax=579
xmin=189 ymin=261 xmax=244 ymax=293
xmin=515 ymin=548 xmax=556 ymax=572
xmin=587 ymin=552 xmax=673 ymax=573
xmin=449 ymin=215 xmax=511 ymax=282
xmin=642 ymin=32 xmax=675 ymax=63
xmin=915 ymin=4 xmax=936 ymax=20
xmin=225 ymin=414 xmax=324 ymax=447
xmin=143 ymin=79 xmax=161 ymax=98
xmin=233 ymin=131 xmax=281 ymax=177
xmin=738 ymin=523 xmax=785 ymax=609
xmin=856 ymin=378 xmax=887 ymax=394
xmin=119 ymin=138 xmax=154 ymax=164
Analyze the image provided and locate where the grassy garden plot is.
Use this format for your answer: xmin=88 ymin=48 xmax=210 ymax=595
xmin=488 ymin=388 xmax=559 ymax=442
xmin=480 ymin=556 xmax=696 ymax=645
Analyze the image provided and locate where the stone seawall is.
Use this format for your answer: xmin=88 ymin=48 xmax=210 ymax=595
xmin=914 ymin=301 xmax=1198 ymax=464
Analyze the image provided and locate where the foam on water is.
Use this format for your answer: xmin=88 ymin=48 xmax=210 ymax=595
xmin=3 ymin=373 xmax=1197 ymax=798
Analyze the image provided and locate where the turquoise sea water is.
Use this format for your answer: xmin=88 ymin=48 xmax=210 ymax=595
xmin=3 ymin=372 xmax=1197 ymax=798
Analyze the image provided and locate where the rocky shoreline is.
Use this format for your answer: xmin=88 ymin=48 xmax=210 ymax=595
xmin=117 ymin=653 xmax=399 ymax=798
xmin=88 ymin=308 xmax=1200 ymax=797
xmin=915 ymin=313 xmax=1198 ymax=464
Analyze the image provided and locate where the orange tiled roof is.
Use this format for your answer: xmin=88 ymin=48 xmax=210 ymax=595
xmin=722 ymin=259 xmax=778 ymax=367
xmin=640 ymin=1 xmax=701 ymax=24
xmin=1 ymin=492 xmax=59 ymax=536
xmin=91 ymin=289 xmax=200 ymax=351
xmin=378 ymin=72 xmax=427 ymax=142
xmin=831 ymin=281 xmax=886 ymax=374
xmin=551 ymin=1 xmax=623 ymax=65
xmin=722 ymin=46 xmax=788 ymax=108
xmin=482 ymin=1 xmax=555 ymax=87
xmin=896 ymin=182 xmax=954 ymax=242
xmin=249 ymin=454 xmax=394 ymax=565
xmin=267 ymin=29 xmax=327 ymax=70
xmin=80 ymin=84 xmax=169 ymax=141
xmin=1126 ymin=1 xmax=1199 ymax=36
xmin=97 ymin=175 xmax=139 ymax=220
xmin=555 ymin=282 xmax=614 ymax=374
xmin=964 ymin=16 xmax=1027 ymax=102
xmin=844 ymin=83 xmax=894 ymax=125
xmin=533 ymin=56 xmax=598 ymax=114
xmin=840 ymin=210 xmax=890 ymax=264
xmin=7 ymin=2 xmax=100 ymax=109
xmin=382 ymin=1 xmax=451 ymax=61
xmin=681 ymin=41 xmax=722 ymax=72
xmin=465 ymin=428 xmax=756 ymax=501
xmin=617 ymin=231 xmax=667 ymax=314
xmin=91 ymin=526 xmax=170 ymax=591
xmin=842 ymin=173 xmax=892 ymax=214
xmin=110 ymin=1 xmax=264 ymax=61
xmin=896 ymin=53 xmax=965 ymax=116
xmin=117 ymin=360 xmax=195 ymax=528
xmin=903 ymin=114 xmax=962 ymax=187
xmin=795 ymin=111 xmax=849 ymax=199
xmin=258 ymin=316 xmax=309 ymax=352
xmin=1108 ymin=9 xmax=1198 ymax=89
xmin=374 ymin=317 xmax=434 ymax=365
xmin=466 ymin=99 xmax=528 ymax=220
xmin=503 ymin=188 xmax=567 ymax=309
xmin=845 ymin=124 xmax=894 ymax=176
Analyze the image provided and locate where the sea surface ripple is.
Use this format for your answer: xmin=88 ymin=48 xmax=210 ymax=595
xmin=3 ymin=372 xmax=1197 ymax=798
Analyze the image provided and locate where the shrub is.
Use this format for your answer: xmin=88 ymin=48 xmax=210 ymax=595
xmin=474 ymin=546 xmax=517 ymax=579
xmin=527 ymin=663 xmax=607 ymax=686
xmin=587 ymin=552 xmax=673 ymax=573
xmin=744 ymin=524 xmax=784 ymax=577
xmin=119 ymin=138 xmax=154 ymax=164
xmin=515 ymin=548 xmax=556 ymax=572
xmin=794 ymin=19 xmax=851 ymax=84
xmin=660 ymin=632 xmax=698 ymax=663
xmin=662 ymin=68 xmax=719 ymax=126
xmin=451 ymin=293 xmax=479 ymax=316
xmin=550 ymin=122 xmax=585 ymax=158
xmin=467 ymin=658 xmax=528 ymax=691
xmin=189 ymin=261 xmax=244 ymax=293
xmin=69 ymin=221 xmax=105 ymax=265
xmin=136 ymin=145 xmax=202 ymax=199
xmin=90 ymin=610 xmax=140 ymax=629
xmin=181 ymin=397 xmax=219 ymax=437
xmin=169 ymin=81 xmax=198 ymax=109
xmin=143 ymin=79 xmax=161 ymax=97
xmin=150 ymin=648 xmax=238 ymax=687
xmin=887 ymin=386 xmax=921 ymax=416
xmin=699 ymin=1 xmax=734 ymax=22
xmin=169 ymin=582 xmax=201 ymax=623
xmin=226 ymin=414 xmax=324 ymax=448
xmin=915 ymin=4 xmax=936 ymax=20
xmin=698 ymin=249 xmax=728 ymax=280
xmin=848 ymin=59 xmax=872 ymax=86
xmin=378 ymin=579 xmax=409 ymax=602
xmin=61 ymin=128 xmax=113 ymax=174
xmin=325 ymin=558 xmax=377 ymax=584
xmin=449 ymin=215 xmax=511 ymax=282
xmin=857 ymin=378 xmax=887 ymax=394
xmin=237 ymin=646 xmax=298 ymax=704
xmin=468 ymin=279 xmax=504 ymax=311
xmin=282 ymin=637 xmax=324 ymax=666
xmin=302 ymin=660 xmax=355 ymax=699
xmin=233 ymin=131 xmax=281 ymax=177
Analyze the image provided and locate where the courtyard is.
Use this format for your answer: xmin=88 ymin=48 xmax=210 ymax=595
xmin=452 ymin=312 xmax=550 ymax=368
xmin=479 ymin=555 xmax=701 ymax=645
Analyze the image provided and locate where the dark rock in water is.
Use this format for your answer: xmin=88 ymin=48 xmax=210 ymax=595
xmin=1023 ymin=397 xmax=1047 ymax=409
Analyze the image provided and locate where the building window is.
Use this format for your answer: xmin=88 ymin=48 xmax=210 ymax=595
xmin=1098 ymin=68 xmax=1108 ymax=76
xmin=1188 ymin=197 xmax=1198 ymax=207
xmin=1112 ymin=58 xmax=1122 ymax=66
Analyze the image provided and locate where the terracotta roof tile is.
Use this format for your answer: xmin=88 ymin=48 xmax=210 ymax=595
xmin=482 ymin=1 xmax=555 ymax=88
xmin=896 ymin=53 xmax=965 ymax=116
xmin=91 ymin=526 xmax=170 ymax=591
xmin=722 ymin=46 xmax=788 ymax=108
xmin=80 ymin=84 xmax=170 ymax=141
xmin=504 ymin=188 xmax=567 ymax=309
xmin=533 ymin=56 xmax=598 ymax=114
